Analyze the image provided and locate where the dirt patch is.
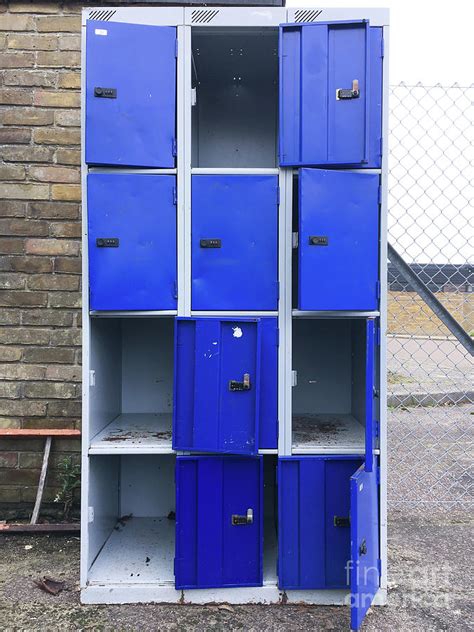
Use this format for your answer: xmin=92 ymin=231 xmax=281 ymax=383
xmin=0 ymin=511 xmax=472 ymax=630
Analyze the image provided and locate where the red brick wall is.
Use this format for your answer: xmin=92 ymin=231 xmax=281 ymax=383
xmin=0 ymin=1 xmax=82 ymax=519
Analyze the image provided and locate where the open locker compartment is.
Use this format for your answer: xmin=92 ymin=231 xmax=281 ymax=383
xmin=278 ymin=456 xmax=381 ymax=630
xmin=191 ymin=28 xmax=278 ymax=168
xmin=292 ymin=318 xmax=376 ymax=455
xmin=88 ymin=317 xmax=174 ymax=453
xmin=86 ymin=454 xmax=176 ymax=586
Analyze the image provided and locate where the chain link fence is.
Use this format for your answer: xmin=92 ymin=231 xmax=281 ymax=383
xmin=387 ymin=83 xmax=473 ymax=512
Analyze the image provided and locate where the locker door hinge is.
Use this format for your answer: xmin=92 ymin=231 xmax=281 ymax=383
xmin=375 ymin=280 xmax=381 ymax=300
xmin=291 ymin=370 xmax=298 ymax=387
xmin=380 ymin=37 xmax=385 ymax=58
xmin=374 ymin=419 xmax=380 ymax=438
xmin=276 ymin=186 xmax=280 ymax=205
xmin=173 ymin=280 xmax=178 ymax=300
xmin=376 ymin=325 xmax=381 ymax=346
xmin=377 ymin=558 xmax=382 ymax=576
xmin=379 ymin=136 xmax=383 ymax=158
xmin=172 ymin=138 xmax=177 ymax=157
xmin=89 ymin=370 xmax=96 ymax=387
xmin=276 ymin=327 xmax=280 ymax=348
xmin=173 ymin=186 xmax=177 ymax=205
xmin=376 ymin=466 xmax=381 ymax=485
xmin=175 ymin=38 xmax=178 ymax=58
xmin=276 ymin=280 xmax=280 ymax=302
xmin=378 ymin=185 xmax=382 ymax=204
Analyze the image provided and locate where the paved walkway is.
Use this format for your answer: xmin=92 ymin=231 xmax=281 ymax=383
xmin=387 ymin=335 xmax=473 ymax=405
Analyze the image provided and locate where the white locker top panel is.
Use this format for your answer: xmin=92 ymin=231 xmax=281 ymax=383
xmin=83 ymin=7 xmax=389 ymax=28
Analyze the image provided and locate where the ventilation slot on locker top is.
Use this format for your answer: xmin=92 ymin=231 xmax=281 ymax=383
xmin=191 ymin=9 xmax=220 ymax=23
xmin=292 ymin=318 xmax=376 ymax=455
xmin=191 ymin=28 xmax=278 ymax=167
xmin=88 ymin=318 xmax=174 ymax=454
xmin=88 ymin=9 xmax=117 ymax=21
xmin=293 ymin=9 xmax=323 ymax=22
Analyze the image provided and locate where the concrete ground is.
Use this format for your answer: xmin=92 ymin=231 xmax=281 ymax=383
xmin=387 ymin=335 xmax=474 ymax=405
xmin=0 ymin=509 xmax=472 ymax=631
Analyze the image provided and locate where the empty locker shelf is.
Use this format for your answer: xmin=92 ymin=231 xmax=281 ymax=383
xmin=292 ymin=414 xmax=365 ymax=454
xmin=88 ymin=517 xmax=175 ymax=585
xmin=89 ymin=413 xmax=172 ymax=454
xmin=86 ymin=455 xmax=176 ymax=586
xmin=88 ymin=317 xmax=174 ymax=454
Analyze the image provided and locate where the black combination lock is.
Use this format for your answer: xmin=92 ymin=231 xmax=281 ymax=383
xmin=96 ymin=238 xmax=119 ymax=248
xmin=309 ymin=236 xmax=328 ymax=246
xmin=94 ymin=87 xmax=117 ymax=99
xmin=200 ymin=239 xmax=221 ymax=248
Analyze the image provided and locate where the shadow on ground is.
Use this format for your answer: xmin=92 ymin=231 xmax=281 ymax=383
xmin=0 ymin=510 xmax=472 ymax=631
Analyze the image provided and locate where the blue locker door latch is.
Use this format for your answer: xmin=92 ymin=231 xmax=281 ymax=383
xmin=337 ymin=79 xmax=360 ymax=100
xmin=232 ymin=508 xmax=254 ymax=525
xmin=229 ymin=372 xmax=251 ymax=392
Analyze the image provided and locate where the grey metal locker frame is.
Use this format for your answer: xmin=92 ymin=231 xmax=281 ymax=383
xmin=81 ymin=5 xmax=389 ymax=609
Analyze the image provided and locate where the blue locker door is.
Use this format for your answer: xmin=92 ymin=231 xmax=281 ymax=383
xmin=280 ymin=22 xmax=383 ymax=167
xmin=299 ymin=169 xmax=379 ymax=311
xmin=87 ymin=174 xmax=176 ymax=311
xmin=192 ymin=175 xmax=279 ymax=311
xmin=173 ymin=318 xmax=261 ymax=455
xmin=278 ymin=456 xmax=363 ymax=589
xmin=85 ymin=20 xmax=176 ymax=167
xmin=350 ymin=464 xmax=380 ymax=630
xmin=175 ymin=456 xmax=263 ymax=589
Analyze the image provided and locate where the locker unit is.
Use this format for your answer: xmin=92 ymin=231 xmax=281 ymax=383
xmin=82 ymin=6 xmax=388 ymax=630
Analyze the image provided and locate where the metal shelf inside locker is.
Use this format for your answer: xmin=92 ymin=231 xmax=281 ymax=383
xmin=88 ymin=516 xmax=176 ymax=585
xmin=87 ymin=454 xmax=177 ymax=586
xmin=88 ymin=508 xmax=279 ymax=588
xmin=86 ymin=454 xmax=279 ymax=588
xmin=292 ymin=310 xmax=380 ymax=319
xmin=292 ymin=413 xmax=368 ymax=455
xmin=88 ymin=317 xmax=174 ymax=454
xmin=291 ymin=318 xmax=377 ymax=455
xmin=89 ymin=413 xmax=173 ymax=455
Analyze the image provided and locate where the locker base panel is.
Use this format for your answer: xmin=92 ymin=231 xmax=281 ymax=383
xmin=292 ymin=414 xmax=368 ymax=454
xmin=81 ymin=585 xmax=387 ymax=606
xmin=89 ymin=413 xmax=173 ymax=454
